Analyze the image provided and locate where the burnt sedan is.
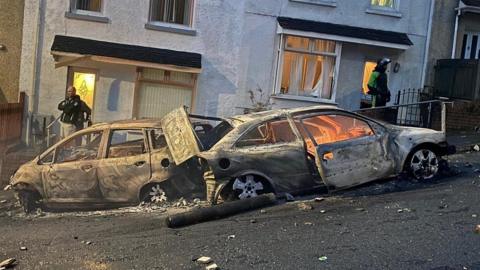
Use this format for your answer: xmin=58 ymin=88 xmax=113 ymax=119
xmin=9 ymin=105 xmax=454 ymax=212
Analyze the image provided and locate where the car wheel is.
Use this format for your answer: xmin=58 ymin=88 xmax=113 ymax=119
xmin=142 ymin=184 xmax=168 ymax=203
xmin=232 ymin=175 xmax=266 ymax=200
xmin=18 ymin=191 xmax=38 ymax=214
xmin=408 ymin=148 xmax=439 ymax=180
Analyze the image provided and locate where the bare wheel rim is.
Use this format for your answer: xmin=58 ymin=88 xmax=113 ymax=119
xmin=410 ymin=149 xmax=439 ymax=179
xmin=148 ymin=184 xmax=167 ymax=203
xmin=232 ymin=175 xmax=264 ymax=200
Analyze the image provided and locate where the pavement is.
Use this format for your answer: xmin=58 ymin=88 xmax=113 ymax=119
xmin=0 ymin=152 xmax=479 ymax=270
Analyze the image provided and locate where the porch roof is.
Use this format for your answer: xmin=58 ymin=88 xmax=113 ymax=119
xmin=277 ymin=17 xmax=413 ymax=50
xmin=51 ymin=35 xmax=202 ymax=73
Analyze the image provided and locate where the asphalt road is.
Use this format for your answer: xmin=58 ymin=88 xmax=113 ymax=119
xmin=0 ymin=152 xmax=479 ymax=270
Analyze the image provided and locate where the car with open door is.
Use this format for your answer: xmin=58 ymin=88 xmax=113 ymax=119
xmin=160 ymin=106 xmax=455 ymax=203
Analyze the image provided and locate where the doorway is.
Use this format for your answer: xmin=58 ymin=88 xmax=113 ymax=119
xmin=67 ymin=67 xmax=97 ymax=120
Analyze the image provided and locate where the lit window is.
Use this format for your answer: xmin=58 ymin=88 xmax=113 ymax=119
xmin=371 ymin=0 xmax=396 ymax=9
xmin=71 ymin=0 xmax=102 ymax=13
xmin=149 ymin=0 xmax=194 ymax=26
xmin=279 ymin=35 xmax=339 ymax=100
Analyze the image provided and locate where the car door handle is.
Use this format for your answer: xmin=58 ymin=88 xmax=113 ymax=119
xmin=134 ymin=161 xmax=146 ymax=167
xmin=322 ymin=152 xmax=334 ymax=161
xmin=80 ymin=164 xmax=93 ymax=172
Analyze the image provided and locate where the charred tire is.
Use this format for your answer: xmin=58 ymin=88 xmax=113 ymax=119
xmin=405 ymin=147 xmax=440 ymax=180
xmin=223 ymin=175 xmax=273 ymax=201
xmin=18 ymin=190 xmax=39 ymax=214
xmin=140 ymin=183 xmax=168 ymax=203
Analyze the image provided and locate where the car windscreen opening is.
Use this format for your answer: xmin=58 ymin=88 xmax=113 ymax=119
xmin=189 ymin=116 xmax=233 ymax=150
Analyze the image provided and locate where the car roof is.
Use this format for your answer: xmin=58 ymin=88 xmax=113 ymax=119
xmin=228 ymin=105 xmax=341 ymax=122
xmin=90 ymin=118 xmax=162 ymax=129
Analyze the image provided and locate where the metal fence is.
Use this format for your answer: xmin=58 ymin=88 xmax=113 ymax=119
xmin=355 ymin=100 xmax=450 ymax=132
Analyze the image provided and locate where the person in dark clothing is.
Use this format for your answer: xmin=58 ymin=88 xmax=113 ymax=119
xmin=76 ymin=99 xmax=92 ymax=131
xmin=367 ymin=58 xmax=392 ymax=107
xmin=58 ymin=86 xmax=82 ymax=139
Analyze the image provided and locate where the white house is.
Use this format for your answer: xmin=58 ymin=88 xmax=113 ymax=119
xmin=19 ymin=0 xmax=435 ymax=143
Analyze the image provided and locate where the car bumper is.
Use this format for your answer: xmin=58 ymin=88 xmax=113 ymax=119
xmin=438 ymin=142 xmax=456 ymax=156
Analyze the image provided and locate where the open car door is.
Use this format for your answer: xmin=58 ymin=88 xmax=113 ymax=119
xmin=161 ymin=106 xmax=201 ymax=165
xmin=295 ymin=113 xmax=394 ymax=190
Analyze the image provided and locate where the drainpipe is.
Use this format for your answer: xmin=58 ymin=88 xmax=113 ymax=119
xmin=421 ymin=0 xmax=435 ymax=88
xmin=451 ymin=6 xmax=461 ymax=58
xmin=26 ymin=0 xmax=46 ymax=146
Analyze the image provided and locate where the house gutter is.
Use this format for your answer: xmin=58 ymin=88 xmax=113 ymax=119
xmin=451 ymin=7 xmax=461 ymax=58
xmin=421 ymin=0 xmax=435 ymax=87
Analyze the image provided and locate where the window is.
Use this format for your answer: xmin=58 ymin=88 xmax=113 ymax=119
xmin=294 ymin=114 xmax=373 ymax=153
xmin=371 ymin=0 xmax=396 ymax=9
xmin=56 ymin=131 xmax=103 ymax=163
xmin=107 ymin=130 xmax=146 ymax=158
xmin=71 ymin=0 xmax=102 ymax=13
xmin=236 ymin=119 xmax=297 ymax=148
xmin=149 ymin=0 xmax=194 ymax=26
xmin=460 ymin=33 xmax=480 ymax=59
xmin=150 ymin=129 xmax=168 ymax=150
xmin=279 ymin=35 xmax=339 ymax=100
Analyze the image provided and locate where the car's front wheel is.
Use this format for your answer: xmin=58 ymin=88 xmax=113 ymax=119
xmin=407 ymin=148 xmax=439 ymax=180
xmin=141 ymin=183 xmax=168 ymax=203
xmin=17 ymin=190 xmax=39 ymax=214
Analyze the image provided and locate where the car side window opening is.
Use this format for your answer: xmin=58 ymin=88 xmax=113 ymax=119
xmin=107 ymin=129 xmax=147 ymax=158
xmin=40 ymin=150 xmax=54 ymax=164
xmin=236 ymin=118 xmax=297 ymax=148
xmin=150 ymin=129 xmax=168 ymax=150
xmin=294 ymin=114 xmax=374 ymax=153
xmin=55 ymin=131 xmax=103 ymax=163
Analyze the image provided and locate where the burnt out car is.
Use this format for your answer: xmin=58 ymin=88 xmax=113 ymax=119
xmin=162 ymin=106 xmax=455 ymax=203
xmin=10 ymin=105 xmax=454 ymax=212
xmin=8 ymin=119 xmax=209 ymax=212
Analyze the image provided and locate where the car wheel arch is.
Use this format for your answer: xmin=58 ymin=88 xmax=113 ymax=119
xmin=137 ymin=180 xmax=169 ymax=202
xmin=402 ymin=142 xmax=441 ymax=171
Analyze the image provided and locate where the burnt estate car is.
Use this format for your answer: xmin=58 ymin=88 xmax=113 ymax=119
xmin=9 ymin=105 xmax=455 ymax=212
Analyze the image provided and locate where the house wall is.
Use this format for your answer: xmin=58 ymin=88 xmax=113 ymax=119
xmin=0 ymin=0 xmax=24 ymax=103
xmin=425 ymin=0 xmax=457 ymax=87
xmin=19 ymin=0 xmax=433 ymax=128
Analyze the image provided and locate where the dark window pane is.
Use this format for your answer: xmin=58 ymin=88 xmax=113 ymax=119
xmin=461 ymin=34 xmax=468 ymax=59
xmin=236 ymin=119 xmax=297 ymax=147
xmin=470 ymin=35 xmax=478 ymax=59
xmin=76 ymin=0 xmax=101 ymax=12
xmin=108 ymin=130 xmax=146 ymax=158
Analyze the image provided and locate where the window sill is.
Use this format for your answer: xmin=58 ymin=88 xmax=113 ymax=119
xmin=271 ymin=94 xmax=338 ymax=104
xmin=145 ymin=22 xmax=197 ymax=36
xmin=64 ymin=12 xmax=110 ymax=23
xmin=365 ymin=8 xmax=402 ymax=18
xmin=289 ymin=0 xmax=337 ymax=7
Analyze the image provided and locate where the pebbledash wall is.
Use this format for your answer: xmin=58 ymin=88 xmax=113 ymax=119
xmin=19 ymin=0 xmax=433 ymax=133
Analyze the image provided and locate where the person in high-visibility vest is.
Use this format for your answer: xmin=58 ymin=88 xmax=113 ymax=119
xmin=367 ymin=58 xmax=391 ymax=108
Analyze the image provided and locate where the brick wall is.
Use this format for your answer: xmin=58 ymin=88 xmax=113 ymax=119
xmin=446 ymin=101 xmax=480 ymax=130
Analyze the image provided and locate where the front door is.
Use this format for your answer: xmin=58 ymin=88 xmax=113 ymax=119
xmin=295 ymin=113 xmax=394 ymax=190
xmin=68 ymin=67 xmax=97 ymax=120
xmin=97 ymin=129 xmax=151 ymax=202
xmin=43 ymin=130 xmax=104 ymax=203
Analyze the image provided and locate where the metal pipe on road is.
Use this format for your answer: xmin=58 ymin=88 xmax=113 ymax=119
xmin=166 ymin=193 xmax=277 ymax=228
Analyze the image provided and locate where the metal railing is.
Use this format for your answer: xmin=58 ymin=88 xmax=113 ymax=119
xmin=46 ymin=115 xmax=61 ymax=148
xmin=355 ymin=100 xmax=453 ymax=133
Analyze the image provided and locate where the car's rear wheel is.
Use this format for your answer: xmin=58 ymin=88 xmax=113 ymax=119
xmin=141 ymin=183 xmax=168 ymax=203
xmin=17 ymin=190 xmax=39 ymax=214
xmin=231 ymin=174 xmax=267 ymax=200
xmin=408 ymin=148 xmax=439 ymax=180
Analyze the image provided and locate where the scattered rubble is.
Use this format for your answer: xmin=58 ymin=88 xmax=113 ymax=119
xmin=0 ymin=200 xmax=7 ymax=204
xmin=464 ymin=162 xmax=473 ymax=168
xmin=318 ymin=256 xmax=328 ymax=262
xmin=297 ymin=202 xmax=314 ymax=211
xmin=206 ymin=263 xmax=219 ymax=270
xmin=285 ymin=193 xmax=295 ymax=202
xmin=314 ymin=197 xmax=325 ymax=202
xmin=249 ymin=219 xmax=257 ymax=224
xmin=397 ymin=208 xmax=412 ymax=213
xmin=195 ymin=257 xmax=212 ymax=264
xmin=475 ymin=225 xmax=480 ymax=234
xmin=227 ymin=235 xmax=235 ymax=240
xmin=260 ymin=209 xmax=267 ymax=214
xmin=19 ymin=246 xmax=27 ymax=251
xmin=473 ymin=214 xmax=478 ymax=218
xmin=0 ymin=258 xmax=16 ymax=269
xmin=304 ymin=222 xmax=313 ymax=226
xmin=355 ymin=208 xmax=365 ymax=212
xmin=473 ymin=144 xmax=479 ymax=152
xmin=320 ymin=210 xmax=326 ymax=214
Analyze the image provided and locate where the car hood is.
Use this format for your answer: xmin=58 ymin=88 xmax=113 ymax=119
xmin=161 ymin=106 xmax=201 ymax=165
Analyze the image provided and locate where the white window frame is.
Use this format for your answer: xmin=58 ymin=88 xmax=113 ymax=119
xmin=70 ymin=0 xmax=105 ymax=16
xmin=289 ymin=0 xmax=337 ymax=7
xmin=273 ymin=34 xmax=342 ymax=103
xmin=369 ymin=0 xmax=399 ymax=11
xmin=148 ymin=0 xmax=195 ymax=29
xmin=462 ymin=32 xmax=480 ymax=59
